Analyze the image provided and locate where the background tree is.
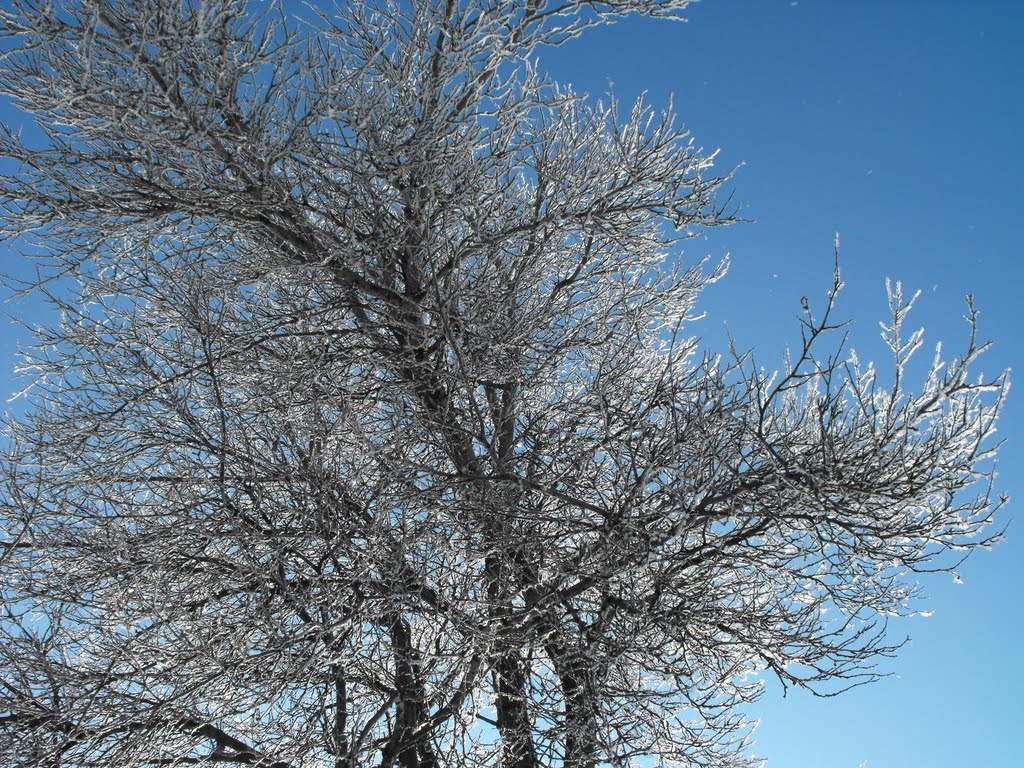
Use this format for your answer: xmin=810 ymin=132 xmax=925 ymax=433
xmin=0 ymin=2 xmax=1006 ymax=768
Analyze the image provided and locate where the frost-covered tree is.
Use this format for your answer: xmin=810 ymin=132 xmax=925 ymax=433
xmin=0 ymin=2 xmax=1007 ymax=767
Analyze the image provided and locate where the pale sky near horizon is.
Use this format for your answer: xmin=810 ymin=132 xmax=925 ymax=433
xmin=0 ymin=2 xmax=1020 ymax=767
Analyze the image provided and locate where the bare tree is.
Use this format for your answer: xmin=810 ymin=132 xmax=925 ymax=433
xmin=0 ymin=2 xmax=1006 ymax=767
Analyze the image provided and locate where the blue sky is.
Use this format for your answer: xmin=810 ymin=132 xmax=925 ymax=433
xmin=541 ymin=1 xmax=1022 ymax=766
xmin=0 ymin=2 xmax=1020 ymax=767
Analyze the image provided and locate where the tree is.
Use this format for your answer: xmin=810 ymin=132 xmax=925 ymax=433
xmin=0 ymin=1 xmax=1006 ymax=767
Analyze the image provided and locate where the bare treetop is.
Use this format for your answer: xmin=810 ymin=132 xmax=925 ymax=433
xmin=0 ymin=2 xmax=1006 ymax=768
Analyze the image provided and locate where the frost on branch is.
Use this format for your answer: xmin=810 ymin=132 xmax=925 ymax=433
xmin=0 ymin=2 xmax=1007 ymax=768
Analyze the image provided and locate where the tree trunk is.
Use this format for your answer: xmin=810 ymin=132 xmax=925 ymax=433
xmin=330 ymin=663 xmax=348 ymax=768
xmin=538 ymin=623 xmax=599 ymax=768
xmin=380 ymin=616 xmax=438 ymax=768
xmin=486 ymin=553 xmax=540 ymax=768
xmin=556 ymin=661 xmax=599 ymax=768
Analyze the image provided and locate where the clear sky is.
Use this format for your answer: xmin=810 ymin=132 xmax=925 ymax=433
xmin=540 ymin=1 xmax=1023 ymax=767
xmin=0 ymin=2 xmax=1020 ymax=767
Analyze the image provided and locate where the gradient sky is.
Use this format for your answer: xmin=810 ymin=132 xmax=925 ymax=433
xmin=0 ymin=2 xmax=1021 ymax=767
xmin=540 ymin=1 xmax=1023 ymax=766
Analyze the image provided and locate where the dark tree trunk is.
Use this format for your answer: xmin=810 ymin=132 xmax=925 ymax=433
xmin=380 ymin=616 xmax=438 ymax=768
xmin=556 ymin=660 xmax=599 ymax=768
xmin=491 ymin=646 xmax=539 ymax=768
xmin=537 ymin=619 xmax=599 ymax=768
xmin=330 ymin=663 xmax=348 ymax=768
xmin=486 ymin=553 xmax=540 ymax=768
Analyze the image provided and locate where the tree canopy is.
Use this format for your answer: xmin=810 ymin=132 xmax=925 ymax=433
xmin=0 ymin=2 xmax=1007 ymax=767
